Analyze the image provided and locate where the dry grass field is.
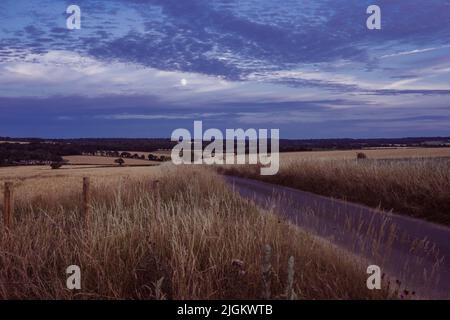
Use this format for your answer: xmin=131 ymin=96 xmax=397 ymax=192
xmin=63 ymin=155 xmax=158 ymax=166
xmin=280 ymin=147 xmax=450 ymax=161
xmin=0 ymin=147 xmax=447 ymax=299
xmin=0 ymin=165 xmax=161 ymax=182
xmin=0 ymin=165 xmax=393 ymax=299
xmin=220 ymin=148 xmax=450 ymax=226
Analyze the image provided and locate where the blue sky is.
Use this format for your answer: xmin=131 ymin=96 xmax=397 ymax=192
xmin=0 ymin=0 xmax=449 ymax=138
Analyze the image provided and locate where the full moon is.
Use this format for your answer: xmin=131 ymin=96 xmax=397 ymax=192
xmin=181 ymin=78 xmax=188 ymax=86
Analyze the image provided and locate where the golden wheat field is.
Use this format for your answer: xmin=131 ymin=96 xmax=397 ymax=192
xmin=0 ymin=165 xmax=396 ymax=300
xmin=0 ymin=164 xmax=162 ymax=182
xmin=217 ymin=147 xmax=450 ymax=168
xmin=280 ymin=147 xmax=450 ymax=161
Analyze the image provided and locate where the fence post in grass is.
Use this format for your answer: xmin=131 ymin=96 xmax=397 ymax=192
xmin=262 ymin=244 xmax=272 ymax=300
xmin=285 ymin=256 xmax=296 ymax=300
xmin=3 ymin=182 xmax=13 ymax=229
xmin=82 ymin=177 xmax=90 ymax=228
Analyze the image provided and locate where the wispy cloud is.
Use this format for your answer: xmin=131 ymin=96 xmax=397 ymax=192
xmin=380 ymin=45 xmax=450 ymax=59
xmin=95 ymin=112 xmax=228 ymax=120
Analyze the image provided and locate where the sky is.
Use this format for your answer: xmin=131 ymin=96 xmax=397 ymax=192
xmin=0 ymin=0 xmax=449 ymax=139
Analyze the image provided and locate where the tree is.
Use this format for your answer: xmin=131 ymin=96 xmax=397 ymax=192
xmin=114 ymin=158 xmax=125 ymax=166
xmin=159 ymin=155 xmax=171 ymax=162
xmin=50 ymin=161 xmax=63 ymax=169
xmin=357 ymin=152 xmax=368 ymax=160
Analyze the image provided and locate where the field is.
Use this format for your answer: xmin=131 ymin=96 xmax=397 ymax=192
xmin=0 ymin=165 xmax=160 ymax=181
xmin=0 ymin=165 xmax=393 ymax=299
xmin=1 ymin=147 xmax=448 ymax=299
xmin=63 ymin=155 xmax=158 ymax=166
xmin=219 ymin=147 xmax=450 ymax=226
xmin=280 ymin=147 xmax=450 ymax=161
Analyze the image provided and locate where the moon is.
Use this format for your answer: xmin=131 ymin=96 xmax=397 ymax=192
xmin=180 ymin=78 xmax=188 ymax=86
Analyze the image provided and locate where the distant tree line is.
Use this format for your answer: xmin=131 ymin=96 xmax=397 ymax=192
xmin=0 ymin=142 xmax=71 ymax=166
xmin=0 ymin=140 xmax=174 ymax=166
xmin=49 ymin=138 xmax=176 ymax=153
xmin=83 ymin=151 xmax=171 ymax=162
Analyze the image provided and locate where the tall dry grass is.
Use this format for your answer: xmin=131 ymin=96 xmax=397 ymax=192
xmin=219 ymin=158 xmax=450 ymax=226
xmin=0 ymin=167 xmax=391 ymax=299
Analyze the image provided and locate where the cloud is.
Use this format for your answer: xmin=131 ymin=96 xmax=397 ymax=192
xmin=0 ymin=0 xmax=449 ymax=138
xmin=1 ymin=50 xmax=367 ymax=105
xmin=380 ymin=45 xmax=450 ymax=59
xmin=0 ymin=50 xmax=239 ymax=101
xmin=95 ymin=112 xmax=227 ymax=120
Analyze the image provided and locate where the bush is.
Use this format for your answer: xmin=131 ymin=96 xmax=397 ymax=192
xmin=50 ymin=162 xmax=63 ymax=169
xmin=114 ymin=158 xmax=125 ymax=166
xmin=356 ymin=152 xmax=368 ymax=160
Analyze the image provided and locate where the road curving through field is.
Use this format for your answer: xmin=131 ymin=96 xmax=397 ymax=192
xmin=224 ymin=175 xmax=450 ymax=299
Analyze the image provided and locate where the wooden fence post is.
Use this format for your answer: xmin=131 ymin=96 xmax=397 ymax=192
xmin=262 ymin=244 xmax=272 ymax=300
xmin=3 ymin=182 xmax=13 ymax=229
xmin=82 ymin=177 xmax=90 ymax=227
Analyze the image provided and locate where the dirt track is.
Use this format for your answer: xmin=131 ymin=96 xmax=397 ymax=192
xmin=224 ymin=175 xmax=450 ymax=299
